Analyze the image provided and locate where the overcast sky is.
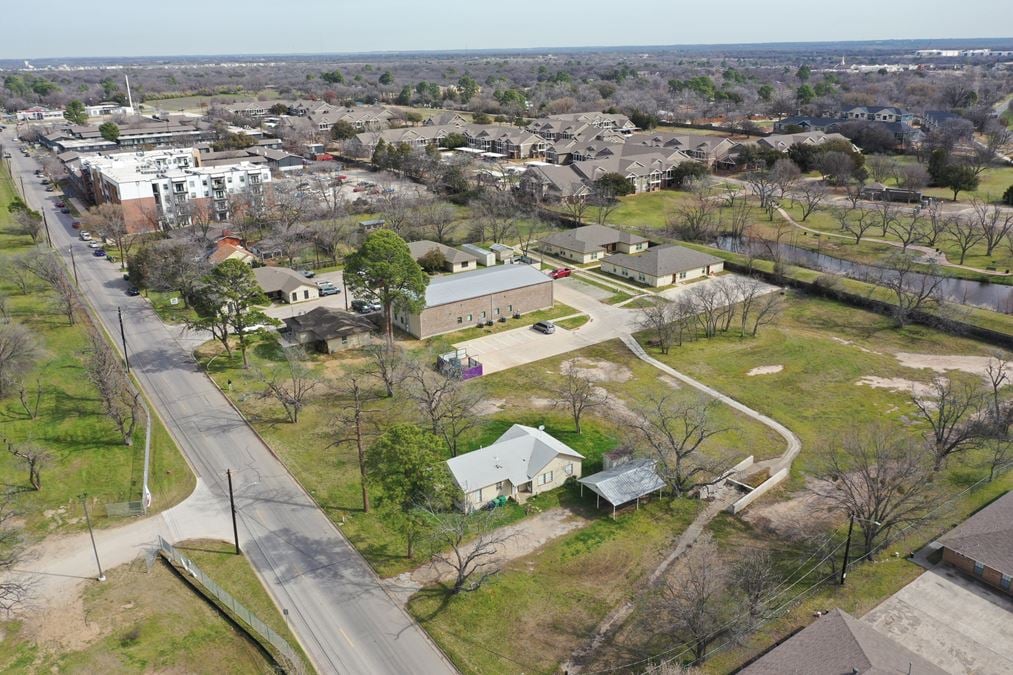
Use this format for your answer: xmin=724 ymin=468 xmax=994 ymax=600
xmin=2 ymin=0 xmax=1010 ymax=59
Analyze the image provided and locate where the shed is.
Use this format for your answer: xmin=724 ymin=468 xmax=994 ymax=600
xmin=578 ymin=458 xmax=666 ymax=518
xmin=459 ymin=243 xmax=496 ymax=267
xmin=490 ymin=243 xmax=515 ymax=262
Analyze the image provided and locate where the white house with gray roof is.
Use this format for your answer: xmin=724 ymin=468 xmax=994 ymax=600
xmin=407 ymin=240 xmax=481 ymax=273
xmin=600 ymin=244 xmax=723 ymax=287
xmin=447 ymin=424 xmax=584 ymax=512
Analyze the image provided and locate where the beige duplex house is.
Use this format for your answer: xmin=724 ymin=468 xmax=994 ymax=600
xmin=407 ymin=240 xmax=482 ymax=273
xmin=540 ymin=224 xmax=648 ymax=264
xmin=446 ymin=424 xmax=584 ymax=512
xmin=601 ymin=244 xmax=723 ymax=287
xmin=253 ymin=266 xmax=320 ymax=304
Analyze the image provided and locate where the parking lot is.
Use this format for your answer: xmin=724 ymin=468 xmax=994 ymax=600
xmin=863 ymin=568 xmax=1013 ymax=674
xmin=272 ymin=165 xmax=424 ymax=209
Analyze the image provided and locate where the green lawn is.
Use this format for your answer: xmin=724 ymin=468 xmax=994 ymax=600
xmin=0 ymin=546 xmax=277 ymax=674
xmin=424 ymin=300 xmax=579 ymax=352
xmin=177 ymin=539 xmax=311 ymax=673
xmin=889 ymin=158 xmax=1013 ymax=203
xmin=409 ymin=498 xmax=702 ymax=675
xmin=641 ymin=294 xmax=997 ymax=475
xmin=0 ymin=173 xmax=194 ymax=536
xmin=555 ymin=314 xmax=590 ymax=330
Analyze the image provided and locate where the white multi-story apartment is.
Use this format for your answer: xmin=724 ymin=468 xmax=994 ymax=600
xmin=79 ymin=149 xmax=271 ymax=233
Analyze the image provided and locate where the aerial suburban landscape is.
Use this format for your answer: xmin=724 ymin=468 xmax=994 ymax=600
xmin=1 ymin=2 xmax=1012 ymax=673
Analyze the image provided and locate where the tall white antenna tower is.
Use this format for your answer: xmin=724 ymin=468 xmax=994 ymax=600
xmin=124 ymin=74 xmax=135 ymax=112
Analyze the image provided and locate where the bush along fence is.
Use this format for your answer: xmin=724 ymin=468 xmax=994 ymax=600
xmin=157 ymin=536 xmax=304 ymax=674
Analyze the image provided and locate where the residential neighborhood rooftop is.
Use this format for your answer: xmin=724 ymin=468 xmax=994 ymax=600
xmin=423 ymin=264 xmax=551 ymax=308
xmin=602 ymin=244 xmax=722 ymax=277
xmin=937 ymin=490 xmax=1013 ymax=575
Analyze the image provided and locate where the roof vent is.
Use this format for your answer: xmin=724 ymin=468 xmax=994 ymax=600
xmin=538 ymin=425 xmax=545 ymax=431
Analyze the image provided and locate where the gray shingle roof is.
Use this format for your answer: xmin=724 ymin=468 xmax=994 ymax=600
xmin=283 ymin=307 xmax=375 ymax=340
xmin=423 ymin=264 xmax=550 ymax=308
xmin=540 ymin=224 xmax=647 ymax=254
xmin=253 ymin=266 xmax=315 ymax=296
xmin=602 ymin=244 xmax=721 ymax=277
xmin=741 ymin=608 xmax=948 ymax=675
xmin=578 ymin=459 xmax=665 ymax=506
xmin=407 ymin=240 xmax=481 ymax=265
xmin=446 ymin=425 xmax=584 ymax=492
xmin=938 ymin=490 xmax=1013 ymax=575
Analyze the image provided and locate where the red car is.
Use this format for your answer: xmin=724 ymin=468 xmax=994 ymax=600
xmin=54 ymin=200 xmax=65 ymax=208
xmin=549 ymin=267 xmax=573 ymax=279
xmin=71 ymin=220 xmax=81 ymax=229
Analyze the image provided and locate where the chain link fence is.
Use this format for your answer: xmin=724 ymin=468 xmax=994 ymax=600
xmin=157 ymin=536 xmax=303 ymax=674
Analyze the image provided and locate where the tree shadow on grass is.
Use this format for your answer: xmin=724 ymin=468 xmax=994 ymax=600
xmin=408 ymin=585 xmax=454 ymax=622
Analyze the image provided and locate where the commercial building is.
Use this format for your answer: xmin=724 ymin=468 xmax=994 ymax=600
xmin=392 ymin=264 xmax=553 ymax=339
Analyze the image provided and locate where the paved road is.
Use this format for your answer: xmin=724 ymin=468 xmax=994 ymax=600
xmin=0 ymin=131 xmax=455 ymax=675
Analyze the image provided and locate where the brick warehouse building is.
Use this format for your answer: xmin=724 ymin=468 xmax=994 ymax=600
xmin=393 ymin=265 xmax=553 ymax=339
xmin=938 ymin=490 xmax=1013 ymax=596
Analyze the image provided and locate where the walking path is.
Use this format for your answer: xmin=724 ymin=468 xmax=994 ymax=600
xmin=561 ymin=334 xmax=803 ymax=672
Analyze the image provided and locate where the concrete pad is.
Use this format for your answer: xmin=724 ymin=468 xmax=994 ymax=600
xmin=863 ymin=568 xmax=1013 ymax=675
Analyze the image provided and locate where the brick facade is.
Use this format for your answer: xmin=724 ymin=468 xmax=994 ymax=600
xmin=395 ymin=280 xmax=553 ymax=338
xmin=942 ymin=547 xmax=1013 ymax=596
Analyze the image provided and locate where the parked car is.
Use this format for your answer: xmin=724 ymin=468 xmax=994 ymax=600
xmin=80 ymin=231 xmax=91 ymax=241
xmin=351 ymin=299 xmax=381 ymax=313
xmin=44 ymin=187 xmax=54 ymax=192
xmin=54 ymin=200 xmax=65 ymax=207
xmin=92 ymin=249 xmax=106 ymax=257
xmin=60 ymin=207 xmax=70 ymax=214
xmin=532 ymin=321 xmax=556 ymax=335
xmin=40 ymin=179 xmax=50 ymax=185
xmin=88 ymin=241 xmax=100 ymax=249
xmin=315 ymin=279 xmax=335 ymax=287
xmin=126 ymin=286 xmax=140 ymax=296
xmin=319 ymin=285 xmax=340 ymax=296
xmin=71 ymin=220 xmax=81 ymax=229
xmin=549 ymin=267 xmax=573 ymax=279
xmin=298 ymin=269 xmax=315 ymax=278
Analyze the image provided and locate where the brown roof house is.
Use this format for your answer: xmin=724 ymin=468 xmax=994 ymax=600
xmin=938 ymin=490 xmax=1013 ymax=595
xmin=600 ymin=244 xmax=723 ymax=287
xmin=407 ymin=240 xmax=482 ymax=274
xmin=253 ymin=266 xmax=320 ymax=304
xmin=740 ymin=608 xmax=947 ymax=675
xmin=282 ymin=307 xmax=376 ymax=354
xmin=539 ymin=224 xmax=648 ymax=264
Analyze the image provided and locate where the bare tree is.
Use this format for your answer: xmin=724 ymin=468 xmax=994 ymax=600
xmin=670 ymin=180 xmax=719 ymax=241
xmin=254 ymin=346 xmax=322 ymax=423
xmin=946 ymin=216 xmax=984 ymax=265
xmin=83 ymin=203 xmax=132 ymax=269
xmin=870 ymin=253 xmax=945 ymax=327
xmin=84 ymin=329 xmax=142 ymax=446
xmin=560 ymin=195 xmax=590 ymax=226
xmin=731 ymin=277 xmax=766 ymax=337
xmin=637 ymin=297 xmax=692 ymax=354
xmin=842 ymin=179 xmax=866 ymax=209
xmin=7 ymin=443 xmax=50 ymax=491
xmin=898 ymin=163 xmax=930 ymax=192
xmin=364 ymin=341 xmax=409 ymax=397
xmin=866 ymin=155 xmax=898 ymax=183
xmin=686 ymin=283 xmax=728 ymax=338
xmin=744 ymin=170 xmax=778 ymax=210
xmin=911 ymin=377 xmax=988 ymax=471
xmin=2 ymin=254 xmax=36 ymax=295
xmin=814 ymin=425 xmax=935 ymax=556
xmin=887 ymin=212 xmax=925 ymax=252
xmin=816 ymin=151 xmax=855 ymax=186
xmin=969 ymin=198 xmax=1013 ymax=257
xmin=721 ymin=194 xmax=751 ymax=238
xmin=424 ymin=506 xmax=515 ymax=594
xmin=658 ymin=534 xmax=735 ymax=663
xmin=0 ymin=492 xmax=29 ymax=616
xmin=792 ymin=181 xmax=827 ymax=222
xmin=553 ymin=361 xmax=607 ymax=434
xmin=730 ymin=548 xmax=781 ymax=628
xmin=984 ymin=354 xmax=1011 ymax=437
xmin=770 ymin=158 xmax=801 ymax=200
xmin=627 ymin=394 xmax=731 ymax=497
xmin=0 ymin=320 xmax=39 ymax=398
xmin=833 ymin=206 xmax=875 ymax=245
xmin=12 ymin=210 xmax=43 ymax=244
xmin=406 ymin=364 xmax=484 ymax=456
xmin=332 ymin=374 xmax=381 ymax=512
xmin=473 ymin=188 xmax=523 ymax=242
xmin=14 ymin=377 xmax=43 ymax=420
xmin=871 ymin=199 xmax=900 ymax=238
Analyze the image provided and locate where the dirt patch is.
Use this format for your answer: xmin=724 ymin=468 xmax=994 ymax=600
xmin=24 ymin=584 xmax=102 ymax=652
xmin=529 ymin=397 xmax=554 ymax=409
xmin=561 ymin=357 xmax=633 ymax=383
xmin=832 ymin=336 xmax=881 ymax=355
xmin=474 ymin=398 xmax=506 ymax=416
xmin=384 ymin=507 xmax=591 ymax=606
xmin=747 ymin=365 xmax=783 ymax=376
xmin=894 ymin=352 xmax=1011 ymax=383
xmin=741 ymin=479 xmax=841 ymax=537
xmin=658 ymin=374 xmax=682 ymax=389
xmin=857 ymin=376 xmax=935 ymax=399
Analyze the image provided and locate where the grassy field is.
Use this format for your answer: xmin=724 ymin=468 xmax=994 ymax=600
xmin=139 ymin=91 xmax=267 ymax=114
xmin=409 ymin=497 xmax=702 ymax=675
xmin=0 ymin=172 xmax=194 ymax=536
xmin=889 ymin=157 xmax=1013 ymax=203
xmin=0 ymin=541 xmax=284 ymax=674
xmin=642 ymin=293 xmax=997 ymax=475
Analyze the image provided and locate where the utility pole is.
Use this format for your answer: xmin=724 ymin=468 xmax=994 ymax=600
xmin=117 ymin=307 xmax=130 ymax=372
xmin=69 ymin=245 xmax=79 ymax=287
xmin=840 ymin=513 xmax=855 ymax=585
xmin=42 ymin=210 xmax=52 ymax=247
xmin=80 ymin=495 xmax=106 ymax=581
xmin=227 ymin=469 xmax=240 ymax=555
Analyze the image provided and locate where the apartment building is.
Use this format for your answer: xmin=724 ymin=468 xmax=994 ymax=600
xmin=79 ymin=149 xmax=271 ymax=233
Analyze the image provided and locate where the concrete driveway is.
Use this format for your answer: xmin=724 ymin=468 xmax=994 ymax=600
xmin=454 ymin=274 xmax=779 ymax=375
xmin=864 ymin=568 xmax=1013 ymax=674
